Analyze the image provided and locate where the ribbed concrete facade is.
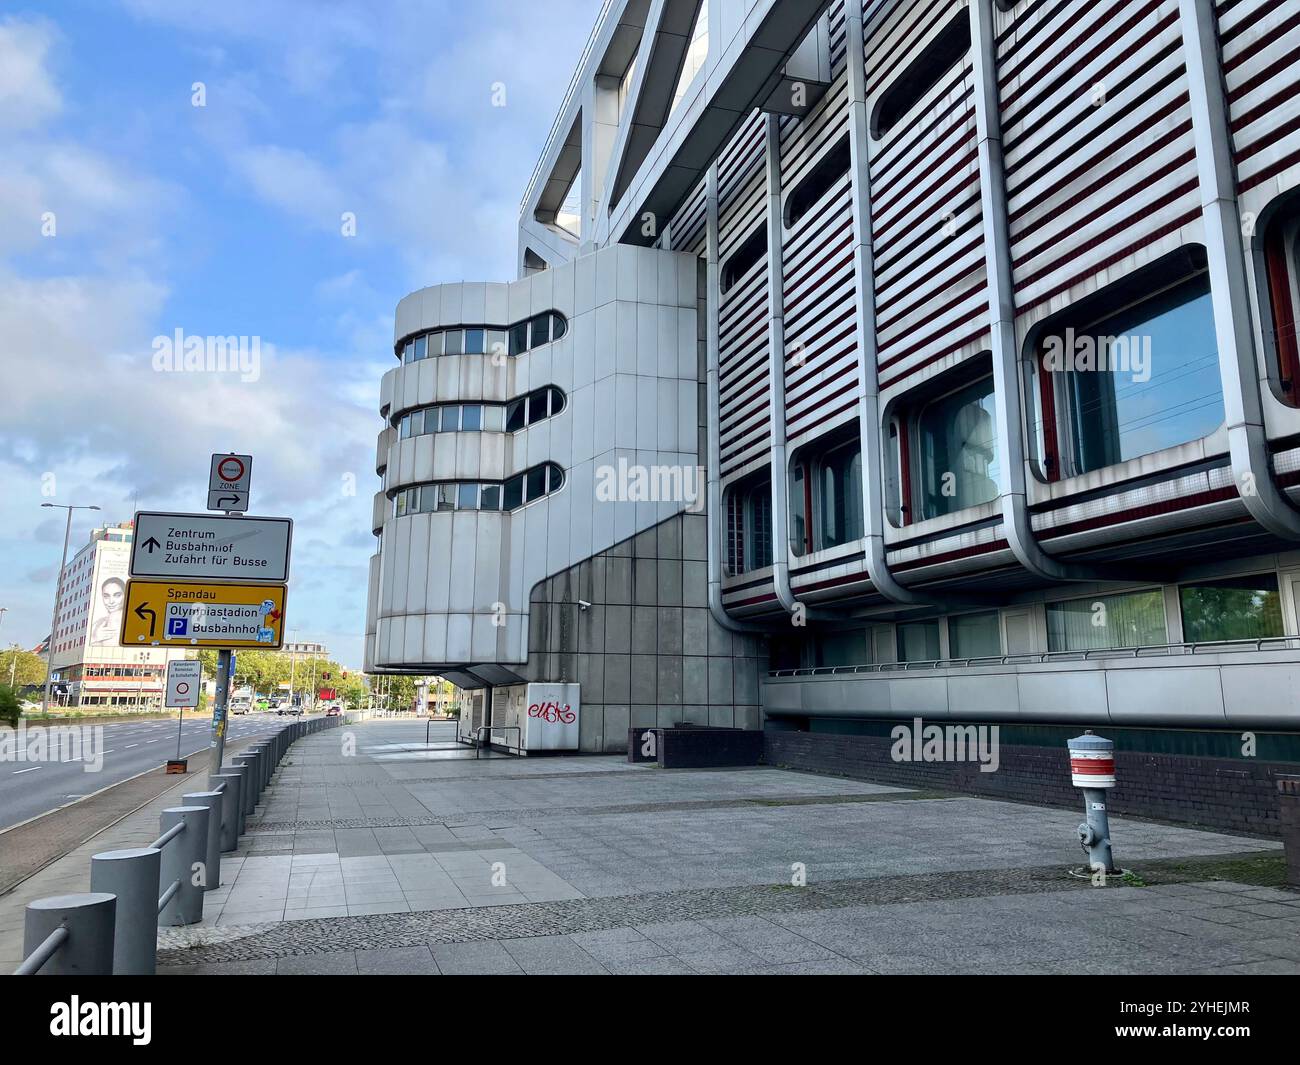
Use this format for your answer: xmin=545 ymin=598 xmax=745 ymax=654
xmin=368 ymin=0 xmax=1300 ymax=751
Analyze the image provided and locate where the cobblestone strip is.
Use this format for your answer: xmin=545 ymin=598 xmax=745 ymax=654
xmin=247 ymin=791 xmax=953 ymax=834
xmin=157 ymin=850 xmax=1279 ymax=964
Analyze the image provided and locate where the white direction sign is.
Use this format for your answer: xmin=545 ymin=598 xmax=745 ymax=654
xmin=165 ymin=659 xmax=202 ymax=708
xmin=209 ymin=453 xmax=252 ymax=513
xmin=130 ymin=511 xmax=293 ymax=582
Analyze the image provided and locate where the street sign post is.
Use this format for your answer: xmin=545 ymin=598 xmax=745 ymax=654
xmin=208 ymin=453 xmax=252 ymax=513
xmin=165 ymin=658 xmax=202 ymax=773
xmin=129 ymin=512 xmax=292 ymax=582
xmin=120 ymin=580 xmax=287 ymax=649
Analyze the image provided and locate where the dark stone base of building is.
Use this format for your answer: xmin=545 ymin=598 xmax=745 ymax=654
xmin=629 ymin=726 xmax=764 ymax=768
xmin=764 ymin=729 xmax=1300 ymax=841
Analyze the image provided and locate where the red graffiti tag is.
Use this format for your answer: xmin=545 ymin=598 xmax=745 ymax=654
xmin=527 ymin=701 xmax=576 ymax=724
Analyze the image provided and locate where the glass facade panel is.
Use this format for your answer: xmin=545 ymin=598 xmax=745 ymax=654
xmin=526 ymin=466 xmax=545 ymax=501
xmin=917 ymin=376 xmax=999 ymax=520
xmin=530 ymin=314 xmax=550 ymax=346
xmin=817 ymin=442 xmax=863 ymax=550
xmin=413 ymin=335 xmax=427 ymax=360
xmin=897 ymin=620 xmax=941 ymax=662
xmin=1180 ymin=574 xmax=1283 ymax=643
xmin=480 ymin=484 xmax=501 ymax=511
xmin=461 ymin=405 xmax=482 ymax=431
xmin=457 ymin=483 xmax=479 ymax=509
xmin=1047 ymin=590 xmax=1167 ymax=651
xmin=503 ymin=475 xmax=524 ymax=511
xmin=444 ymin=329 xmax=463 ymax=355
xmin=1056 ymin=276 xmax=1223 ymax=475
xmin=949 ymin=611 xmax=1001 ymax=658
xmin=464 ymin=328 xmax=485 ymax=354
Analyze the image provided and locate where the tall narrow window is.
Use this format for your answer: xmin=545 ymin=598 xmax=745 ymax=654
xmin=916 ymin=376 xmax=999 ymax=520
xmin=817 ymin=440 xmax=863 ymax=550
xmin=721 ymin=226 xmax=767 ymax=294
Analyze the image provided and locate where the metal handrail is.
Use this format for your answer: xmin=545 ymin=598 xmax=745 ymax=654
xmin=13 ymin=926 xmax=68 ymax=975
xmin=475 ymin=725 xmax=523 ymax=758
xmin=158 ymin=879 xmax=181 ymax=913
xmin=767 ymin=635 xmax=1300 ymax=677
xmin=149 ymin=822 xmax=184 ymax=850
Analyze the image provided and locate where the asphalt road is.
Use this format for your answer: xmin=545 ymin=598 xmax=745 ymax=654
xmin=0 ymin=713 xmax=291 ymax=831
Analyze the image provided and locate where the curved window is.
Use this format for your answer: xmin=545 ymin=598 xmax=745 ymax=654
xmin=392 ymin=463 xmax=564 ymax=517
xmin=870 ymin=12 xmax=970 ymax=139
xmin=397 ymin=311 xmax=568 ymax=364
xmin=784 ymin=135 xmax=851 ymax=229
xmin=397 ymin=388 xmax=565 ymax=439
xmin=721 ymin=226 xmax=767 ymax=295
xmin=1032 ymin=253 xmax=1223 ymax=480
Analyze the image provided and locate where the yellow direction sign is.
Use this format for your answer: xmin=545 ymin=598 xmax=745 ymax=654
xmin=120 ymin=580 xmax=287 ymax=649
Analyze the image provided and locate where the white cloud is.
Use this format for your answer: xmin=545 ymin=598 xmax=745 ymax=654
xmin=0 ymin=17 xmax=61 ymax=130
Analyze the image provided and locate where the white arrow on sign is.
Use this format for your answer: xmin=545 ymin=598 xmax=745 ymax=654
xmin=209 ymin=453 xmax=252 ymax=513
xmin=130 ymin=511 xmax=293 ymax=582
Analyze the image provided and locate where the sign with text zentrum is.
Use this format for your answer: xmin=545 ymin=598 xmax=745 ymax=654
xmin=130 ymin=512 xmax=292 ymax=582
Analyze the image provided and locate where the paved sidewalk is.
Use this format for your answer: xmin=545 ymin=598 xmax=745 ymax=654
xmin=5 ymin=720 xmax=1298 ymax=975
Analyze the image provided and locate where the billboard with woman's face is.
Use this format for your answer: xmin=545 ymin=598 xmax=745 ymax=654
xmin=89 ymin=549 xmax=129 ymax=646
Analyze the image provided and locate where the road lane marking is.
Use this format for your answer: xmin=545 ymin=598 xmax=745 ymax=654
xmin=12 ymin=767 xmax=40 ymax=774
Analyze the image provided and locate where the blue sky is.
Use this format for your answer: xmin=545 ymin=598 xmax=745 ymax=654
xmin=0 ymin=0 xmax=604 ymax=667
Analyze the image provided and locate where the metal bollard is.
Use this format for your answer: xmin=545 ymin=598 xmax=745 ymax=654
xmin=158 ymin=805 xmax=209 ymax=926
xmin=210 ymin=773 xmax=243 ymax=850
xmin=21 ymin=893 xmax=116 ymax=975
xmin=253 ymin=743 xmax=271 ymax=790
xmin=90 ymin=848 xmax=160 ymax=974
xmin=183 ymin=790 xmax=224 ymax=892
xmin=1068 ymin=731 xmax=1118 ymax=876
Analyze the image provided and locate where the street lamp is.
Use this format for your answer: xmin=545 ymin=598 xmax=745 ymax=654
xmin=41 ymin=503 xmax=100 ymax=716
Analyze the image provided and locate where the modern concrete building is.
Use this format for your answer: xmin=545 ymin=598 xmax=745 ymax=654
xmin=367 ymin=0 xmax=1300 ymax=778
xmin=48 ymin=522 xmax=191 ymax=709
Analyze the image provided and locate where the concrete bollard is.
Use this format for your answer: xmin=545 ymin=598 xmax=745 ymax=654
xmin=21 ymin=893 xmax=116 ymax=975
xmin=90 ymin=848 xmax=160 ymax=975
xmin=158 ymin=806 xmax=209 ymax=926
xmin=232 ymin=757 xmax=257 ymax=817
xmin=210 ymin=773 xmax=243 ymax=851
xmin=242 ymin=749 xmax=264 ymax=803
xmin=183 ymin=791 xmax=224 ymax=893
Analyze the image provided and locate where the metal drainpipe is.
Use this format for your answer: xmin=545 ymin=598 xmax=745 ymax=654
xmin=970 ymin=0 xmax=1108 ymax=582
xmin=844 ymin=0 xmax=929 ymax=605
xmin=706 ymin=163 xmax=771 ymax=634
xmin=1180 ymin=0 xmax=1300 ymax=539
xmin=765 ymin=113 xmax=813 ymax=621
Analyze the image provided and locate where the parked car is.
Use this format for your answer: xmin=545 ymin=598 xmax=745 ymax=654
xmin=326 ymin=705 xmax=341 ymax=718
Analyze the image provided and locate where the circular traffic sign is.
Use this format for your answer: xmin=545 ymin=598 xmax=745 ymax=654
xmin=217 ymin=456 xmax=245 ymax=482
xmin=175 ymin=682 xmax=190 ymax=695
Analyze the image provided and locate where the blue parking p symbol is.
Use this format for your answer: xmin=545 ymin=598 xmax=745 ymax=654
xmin=167 ymin=617 xmax=188 ymax=637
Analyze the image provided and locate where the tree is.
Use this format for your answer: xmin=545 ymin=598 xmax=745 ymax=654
xmin=0 ymin=685 xmax=20 ymax=728
xmin=0 ymin=648 xmax=46 ymax=690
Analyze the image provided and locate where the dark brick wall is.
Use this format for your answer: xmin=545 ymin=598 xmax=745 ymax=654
xmin=764 ymin=730 xmax=1298 ymax=840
